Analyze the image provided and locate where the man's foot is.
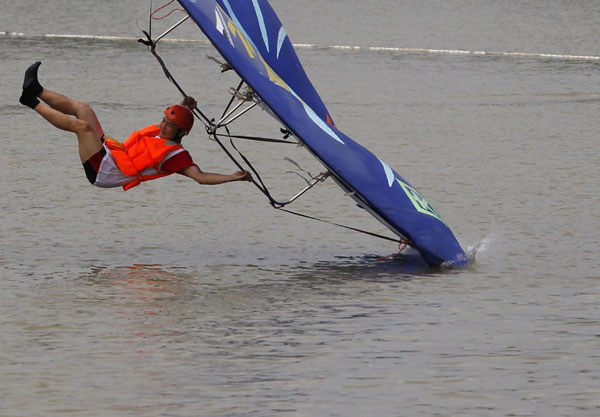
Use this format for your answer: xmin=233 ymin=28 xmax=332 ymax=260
xmin=22 ymin=61 xmax=43 ymax=94
xmin=19 ymin=61 xmax=43 ymax=109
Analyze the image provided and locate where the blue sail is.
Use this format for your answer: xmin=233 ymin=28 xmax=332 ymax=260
xmin=177 ymin=0 xmax=468 ymax=267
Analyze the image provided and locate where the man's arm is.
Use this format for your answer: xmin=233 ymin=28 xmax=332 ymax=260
xmin=176 ymin=97 xmax=251 ymax=185
xmin=180 ymin=165 xmax=252 ymax=185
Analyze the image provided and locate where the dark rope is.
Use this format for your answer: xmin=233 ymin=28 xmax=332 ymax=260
xmin=222 ymin=126 xmax=292 ymax=207
xmin=277 ymin=207 xmax=408 ymax=244
xmin=212 ymin=132 xmax=297 ymax=144
xmin=206 ymin=124 xmax=288 ymax=207
xmin=138 ymin=30 xmax=213 ymax=128
xmin=150 ymin=0 xmax=185 ymax=20
xmin=221 ymin=80 xmax=245 ymax=121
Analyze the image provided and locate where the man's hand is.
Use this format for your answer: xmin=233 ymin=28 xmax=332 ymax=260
xmin=180 ymin=96 xmax=197 ymax=109
xmin=232 ymin=170 xmax=252 ymax=182
xmin=181 ymin=166 xmax=253 ymax=185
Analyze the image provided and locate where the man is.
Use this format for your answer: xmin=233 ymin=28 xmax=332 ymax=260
xmin=19 ymin=61 xmax=252 ymax=190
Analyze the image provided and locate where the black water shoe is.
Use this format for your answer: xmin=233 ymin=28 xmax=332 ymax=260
xmin=19 ymin=61 xmax=43 ymax=109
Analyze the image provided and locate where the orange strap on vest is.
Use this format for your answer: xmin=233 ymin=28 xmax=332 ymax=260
xmin=106 ymin=125 xmax=183 ymax=191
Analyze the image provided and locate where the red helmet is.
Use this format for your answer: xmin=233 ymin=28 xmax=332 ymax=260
xmin=163 ymin=104 xmax=194 ymax=135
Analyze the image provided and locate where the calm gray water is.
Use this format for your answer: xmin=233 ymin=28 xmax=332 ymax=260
xmin=1 ymin=1 xmax=599 ymax=416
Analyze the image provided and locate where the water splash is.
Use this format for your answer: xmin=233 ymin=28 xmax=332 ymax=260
xmin=466 ymin=236 xmax=492 ymax=264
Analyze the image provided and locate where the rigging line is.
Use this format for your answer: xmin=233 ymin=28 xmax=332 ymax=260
xmin=224 ymin=127 xmax=292 ymax=208
xmin=212 ymin=107 xmax=407 ymax=241
xmin=215 ymin=113 xmax=407 ymax=242
xmin=215 ymin=83 xmax=297 ymax=141
xmin=151 ymin=0 xmax=186 ymax=20
xmin=210 ymin=81 xmax=306 ymax=206
xmin=207 ymin=125 xmax=284 ymax=206
xmin=153 ymin=15 xmax=190 ymax=44
xmin=276 ymin=207 xmax=409 ymax=245
xmin=139 ymin=30 xmax=213 ymax=128
xmin=221 ymin=80 xmax=245 ymax=121
xmin=207 ymin=55 xmax=233 ymax=72
xmin=215 ymin=122 xmax=312 ymax=208
xmin=148 ymin=0 xmax=152 ymax=41
xmin=217 ymin=101 xmax=259 ymax=127
xmin=218 ymin=124 xmax=328 ymax=208
xmin=212 ymin=133 xmax=298 ymax=144
xmin=223 ymin=128 xmax=343 ymax=208
xmin=216 ymin=81 xmax=261 ymax=127
xmin=150 ymin=45 xmax=212 ymax=127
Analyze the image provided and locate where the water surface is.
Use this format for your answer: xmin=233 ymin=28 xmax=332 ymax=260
xmin=1 ymin=1 xmax=599 ymax=416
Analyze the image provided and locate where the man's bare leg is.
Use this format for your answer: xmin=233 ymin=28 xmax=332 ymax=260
xmin=33 ymin=99 xmax=104 ymax=163
xmin=20 ymin=62 xmax=104 ymax=163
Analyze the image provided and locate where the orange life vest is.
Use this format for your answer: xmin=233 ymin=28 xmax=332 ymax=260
xmin=105 ymin=125 xmax=184 ymax=191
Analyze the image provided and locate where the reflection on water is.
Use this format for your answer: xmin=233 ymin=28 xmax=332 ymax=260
xmin=85 ymin=264 xmax=191 ymax=290
xmin=3 ymin=253 xmax=598 ymax=416
xmin=289 ymin=252 xmax=434 ymax=282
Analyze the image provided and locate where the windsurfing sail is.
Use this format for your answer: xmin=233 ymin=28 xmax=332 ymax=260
xmin=173 ymin=0 xmax=468 ymax=267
